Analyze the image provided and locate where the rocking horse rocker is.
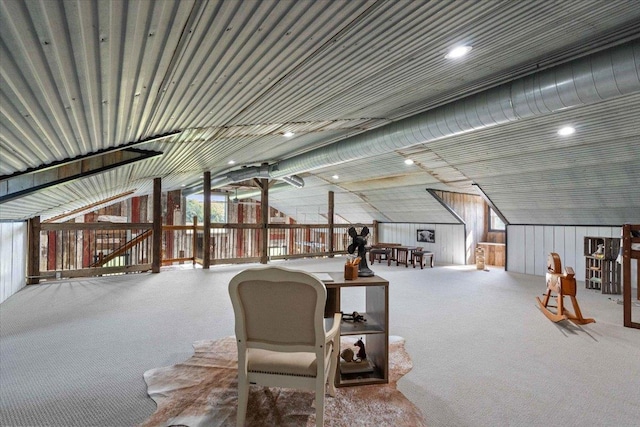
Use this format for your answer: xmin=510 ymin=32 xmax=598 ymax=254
xmin=536 ymin=253 xmax=595 ymax=325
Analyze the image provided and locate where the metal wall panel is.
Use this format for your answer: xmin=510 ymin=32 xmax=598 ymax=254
xmin=0 ymin=221 xmax=27 ymax=303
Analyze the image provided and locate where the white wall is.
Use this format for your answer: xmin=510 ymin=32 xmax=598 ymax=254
xmin=506 ymin=225 xmax=636 ymax=282
xmin=378 ymin=223 xmax=466 ymax=265
xmin=0 ymin=221 xmax=27 ymax=304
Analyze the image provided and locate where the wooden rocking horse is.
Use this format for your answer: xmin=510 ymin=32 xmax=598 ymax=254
xmin=536 ymin=253 xmax=595 ymax=325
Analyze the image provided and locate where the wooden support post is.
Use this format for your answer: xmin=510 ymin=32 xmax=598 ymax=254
xmin=203 ymin=172 xmax=211 ymax=269
xmin=152 ymin=178 xmax=162 ymax=273
xmin=47 ymin=230 xmax=57 ymax=271
xmin=192 ymin=216 xmax=197 ymax=265
xmin=27 ymin=216 xmax=41 ymax=284
xmin=260 ymin=173 xmax=269 ymax=264
xmin=236 ymin=203 xmax=244 ymax=258
xmin=373 ymin=220 xmax=379 ymax=244
xmin=328 ymin=191 xmax=335 ymax=257
xmin=622 ymin=224 xmax=638 ymax=328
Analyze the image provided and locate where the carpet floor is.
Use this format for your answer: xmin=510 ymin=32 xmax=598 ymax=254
xmin=1 ymin=258 xmax=639 ymax=426
xmin=141 ymin=336 xmax=426 ymax=426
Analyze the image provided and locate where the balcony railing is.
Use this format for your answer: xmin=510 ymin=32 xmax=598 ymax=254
xmin=33 ymin=221 xmax=373 ymax=280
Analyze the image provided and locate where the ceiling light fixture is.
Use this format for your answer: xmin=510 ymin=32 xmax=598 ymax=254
xmin=404 ymin=159 xmax=414 ymax=165
xmin=332 ymin=174 xmax=339 ymax=180
xmin=558 ymin=126 xmax=575 ymax=136
xmin=283 ymin=131 xmax=295 ymax=138
xmin=228 ymin=160 xmax=236 ymax=165
xmin=445 ymin=45 xmax=472 ymax=59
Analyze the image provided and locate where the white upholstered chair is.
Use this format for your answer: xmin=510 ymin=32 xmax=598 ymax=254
xmin=228 ymin=266 xmax=341 ymax=427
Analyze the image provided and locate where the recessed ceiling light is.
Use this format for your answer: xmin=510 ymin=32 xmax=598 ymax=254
xmin=445 ymin=45 xmax=472 ymax=59
xmin=228 ymin=160 xmax=235 ymax=165
xmin=283 ymin=131 xmax=295 ymax=138
xmin=558 ymin=126 xmax=575 ymax=136
xmin=332 ymin=174 xmax=339 ymax=180
xmin=404 ymin=159 xmax=414 ymax=165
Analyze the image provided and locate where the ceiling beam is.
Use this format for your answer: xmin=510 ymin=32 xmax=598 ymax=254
xmin=0 ymin=149 xmax=162 ymax=204
xmin=42 ymin=191 xmax=136 ymax=223
xmin=0 ymin=131 xmax=179 ymax=181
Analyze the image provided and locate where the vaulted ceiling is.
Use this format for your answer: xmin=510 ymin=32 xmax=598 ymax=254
xmin=1 ymin=0 xmax=639 ymax=225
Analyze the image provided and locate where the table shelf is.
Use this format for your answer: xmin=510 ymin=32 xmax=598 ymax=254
xmin=323 ymin=273 xmax=389 ymax=387
xmin=340 ymin=315 xmax=385 ymax=335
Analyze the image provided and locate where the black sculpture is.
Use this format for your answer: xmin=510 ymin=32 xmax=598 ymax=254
xmin=354 ymin=338 xmax=367 ymax=361
xmin=347 ymin=226 xmax=374 ymax=277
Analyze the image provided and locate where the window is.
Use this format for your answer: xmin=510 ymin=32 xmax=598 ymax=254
xmin=185 ymin=194 xmax=227 ymax=224
xmin=489 ymin=208 xmax=505 ymax=231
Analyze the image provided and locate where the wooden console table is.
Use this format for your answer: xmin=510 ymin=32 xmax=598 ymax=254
xmin=322 ymin=273 xmax=389 ymax=387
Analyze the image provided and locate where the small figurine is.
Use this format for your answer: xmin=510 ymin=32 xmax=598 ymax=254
xmin=341 ymin=311 xmax=366 ymax=323
xmin=354 ymin=338 xmax=366 ymax=361
xmin=593 ymin=243 xmax=605 ymax=258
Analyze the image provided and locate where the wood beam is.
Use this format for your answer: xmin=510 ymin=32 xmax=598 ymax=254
xmin=328 ymin=191 xmax=335 ymax=257
xmin=1 ymin=131 xmax=178 ymax=181
xmin=203 ymin=172 xmax=211 ymax=269
xmin=0 ymin=149 xmax=161 ymax=203
xmin=260 ymin=172 xmax=269 ymax=264
xmin=43 ymin=191 xmax=136 ymax=223
xmin=152 ymin=178 xmax=162 ymax=273
xmin=27 ymin=216 xmax=40 ymax=284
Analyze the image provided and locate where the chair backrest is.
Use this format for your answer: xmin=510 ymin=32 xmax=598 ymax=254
xmin=229 ymin=266 xmax=327 ymax=351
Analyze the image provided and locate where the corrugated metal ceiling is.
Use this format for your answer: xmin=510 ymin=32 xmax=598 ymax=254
xmin=1 ymin=0 xmax=639 ymax=225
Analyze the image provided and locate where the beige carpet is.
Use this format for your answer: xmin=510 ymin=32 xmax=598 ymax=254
xmin=141 ymin=336 xmax=427 ymax=427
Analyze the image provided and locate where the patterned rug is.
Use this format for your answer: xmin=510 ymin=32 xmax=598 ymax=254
xmin=141 ymin=336 xmax=427 ymax=426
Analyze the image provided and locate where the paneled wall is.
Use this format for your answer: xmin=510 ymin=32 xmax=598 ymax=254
xmin=378 ymin=223 xmax=466 ymax=265
xmin=507 ymin=225 xmax=635 ymax=282
xmin=0 ymin=221 xmax=27 ymax=304
xmin=434 ymin=191 xmax=486 ymax=263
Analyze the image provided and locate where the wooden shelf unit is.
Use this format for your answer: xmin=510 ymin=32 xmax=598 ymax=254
xmin=584 ymin=236 xmax=621 ymax=294
xmin=324 ymin=273 xmax=389 ymax=387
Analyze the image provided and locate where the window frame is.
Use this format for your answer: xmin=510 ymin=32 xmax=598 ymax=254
xmin=488 ymin=207 xmax=506 ymax=232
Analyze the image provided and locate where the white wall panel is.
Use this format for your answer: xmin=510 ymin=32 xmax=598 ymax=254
xmin=554 ymin=226 xmax=565 ymax=261
xmin=378 ymin=223 xmax=465 ymax=265
xmin=524 ymin=226 xmax=535 ymax=275
xmin=564 ymin=227 xmax=576 ymax=273
xmin=533 ymin=226 xmax=545 ymax=276
xmin=574 ymin=226 xmax=587 ymax=278
xmin=507 ymin=225 xmax=635 ymax=283
xmin=508 ymin=226 xmax=525 ymax=273
xmin=0 ymin=221 xmax=27 ymax=304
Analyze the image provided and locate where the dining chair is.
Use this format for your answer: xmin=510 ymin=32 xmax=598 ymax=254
xmin=228 ymin=266 xmax=341 ymax=427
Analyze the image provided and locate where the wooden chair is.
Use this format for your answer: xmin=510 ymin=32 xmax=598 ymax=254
xmin=411 ymin=248 xmax=434 ymax=269
xmin=229 ymin=266 xmax=341 ymax=427
xmin=536 ymin=253 xmax=595 ymax=325
xmin=369 ymin=247 xmax=392 ymax=265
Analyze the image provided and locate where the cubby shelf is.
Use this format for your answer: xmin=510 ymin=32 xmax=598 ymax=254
xmin=584 ymin=236 xmax=621 ymax=294
xmin=323 ymin=273 xmax=389 ymax=387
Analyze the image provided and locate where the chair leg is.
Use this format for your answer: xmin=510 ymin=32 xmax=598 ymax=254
xmin=315 ymin=382 xmax=325 ymax=427
xmin=326 ymin=342 xmax=337 ymax=397
xmin=236 ymin=373 xmax=249 ymax=427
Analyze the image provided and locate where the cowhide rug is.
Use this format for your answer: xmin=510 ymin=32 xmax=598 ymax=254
xmin=141 ymin=336 xmax=426 ymax=427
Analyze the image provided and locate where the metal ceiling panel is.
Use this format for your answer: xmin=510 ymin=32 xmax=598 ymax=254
xmin=1 ymin=0 xmax=640 ymax=225
xmin=423 ymin=94 xmax=640 ymax=225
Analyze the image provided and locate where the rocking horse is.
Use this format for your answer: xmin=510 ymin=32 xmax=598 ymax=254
xmin=536 ymin=253 xmax=595 ymax=325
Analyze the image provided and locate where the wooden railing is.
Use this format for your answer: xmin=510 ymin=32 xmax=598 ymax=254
xmin=34 ymin=221 xmax=373 ymax=281
xmin=38 ymin=222 xmax=154 ymax=279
